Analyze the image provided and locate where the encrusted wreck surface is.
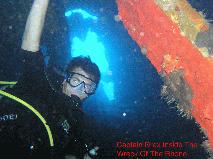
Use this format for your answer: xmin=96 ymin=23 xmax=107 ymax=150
xmin=117 ymin=0 xmax=213 ymax=152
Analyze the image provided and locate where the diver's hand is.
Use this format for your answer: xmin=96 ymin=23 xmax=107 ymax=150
xmin=22 ymin=0 xmax=50 ymax=52
xmin=88 ymin=146 xmax=99 ymax=156
xmin=83 ymin=146 xmax=99 ymax=159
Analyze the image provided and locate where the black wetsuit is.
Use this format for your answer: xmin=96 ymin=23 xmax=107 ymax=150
xmin=0 ymin=50 xmax=92 ymax=159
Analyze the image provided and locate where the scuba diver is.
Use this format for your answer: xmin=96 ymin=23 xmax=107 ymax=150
xmin=0 ymin=0 xmax=101 ymax=158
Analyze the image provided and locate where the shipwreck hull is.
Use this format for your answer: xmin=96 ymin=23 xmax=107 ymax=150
xmin=117 ymin=0 xmax=213 ymax=152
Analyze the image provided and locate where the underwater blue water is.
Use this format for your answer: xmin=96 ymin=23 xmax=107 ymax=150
xmin=0 ymin=0 xmax=212 ymax=158
xmin=62 ymin=1 xmax=212 ymax=158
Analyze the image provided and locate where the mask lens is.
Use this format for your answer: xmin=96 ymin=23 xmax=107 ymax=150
xmin=84 ymin=83 xmax=96 ymax=94
xmin=70 ymin=77 xmax=81 ymax=87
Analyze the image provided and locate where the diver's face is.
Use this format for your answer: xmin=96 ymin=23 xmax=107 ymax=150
xmin=62 ymin=67 xmax=96 ymax=101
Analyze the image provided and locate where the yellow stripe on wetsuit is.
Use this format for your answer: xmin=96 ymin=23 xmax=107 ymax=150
xmin=0 ymin=81 xmax=17 ymax=85
xmin=0 ymin=89 xmax=54 ymax=147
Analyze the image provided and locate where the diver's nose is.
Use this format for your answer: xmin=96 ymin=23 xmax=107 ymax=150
xmin=78 ymin=82 xmax=86 ymax=92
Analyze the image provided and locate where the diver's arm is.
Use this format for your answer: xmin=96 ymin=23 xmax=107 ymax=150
xmin=21 ymin=0 xmax=49 ymax=52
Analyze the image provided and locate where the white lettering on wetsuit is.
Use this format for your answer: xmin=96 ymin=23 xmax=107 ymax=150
xmin=0 ymin=114 xmax=18 ymax=121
